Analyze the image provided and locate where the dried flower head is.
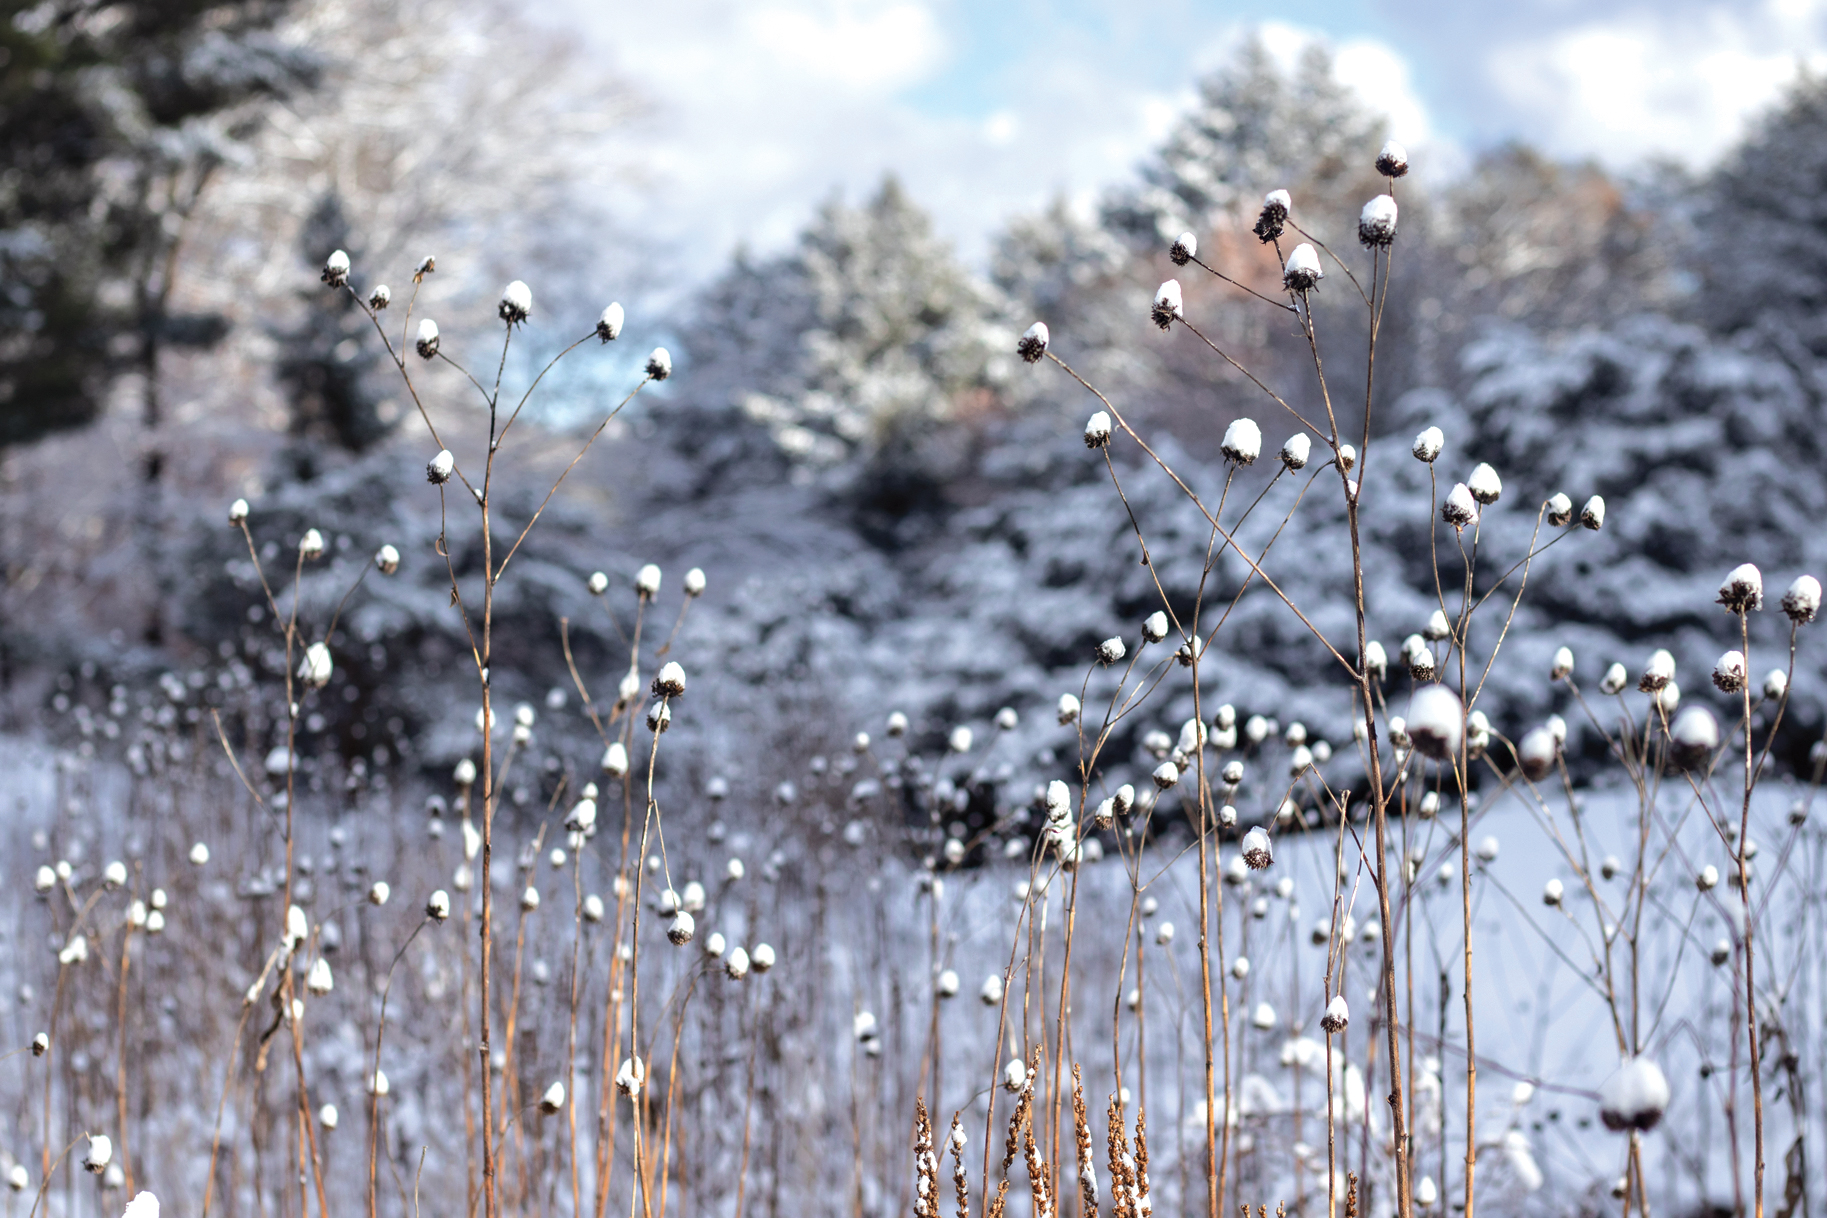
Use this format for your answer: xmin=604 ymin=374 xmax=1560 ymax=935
xmin=1546 ymin=493 xmax=1573 ymax=526
xmin=653 ymin=661 xmax=687 ymax=698
xmin=415 ymin=318 xmax=440 ymax=359
xmin=645 ymin=347 xmax=672 ymax=380
xmin=1241 ymin=825 xmax=1273 ymax=870
xmin=1376 ymin=140 xmax=1409 ymax=177
xmin=1151 ymin=280 xmax=1183 ymax=329
xmin=368 ymin=284 xmax=391 ymax=311
xmin=1669 ymin=706 xmax=1720 ymax=768
xmin=1717 ymin=563 xmax=1764 ymax=613
xmin=1442 ymin=482 xmax=1478 ymax=528
xmin=1096 ymin=636 xmax=1126 ymax=665
xmin=1783 ymin=575 xmax=1821 ymax=624
xmin=498 ymin=280 xmax=532 ymax=325
xmin=322 ymin=250 xmax=350 ymax=287
xmin=426 ymin=890 xmax=451 ymax=922
xmin=1280 ymin=432 xmax=1311 ymax=470
xmin=1406 ymin=685 xmax=1464 ymax=760
xmin=597 ymin=302 xmax=625 ymax=342
xmin=427 ymin=449 xmax=455 ymax=484
xmin=1413 ymin=426 xmax=1444 ymax=462
xmin=1597 ymin=1057 xmax=1669 ymax=1131
xmin=1712 ymin=650 xmax=1747 ymax=693
xmin=1581 ymin=495 xmax=1605 ymax=530
xmin=1084 ymin=410 xmax=1112 ymax=448
xmin=1358 ymin=195 xmax=1398 ymax=247
xmin=1638 ymin=649 xmax=1675 ymax=692
xmin=299 ymin=642 xmax=333 ymax=690
xmin=1283 ymin=243 xmax=1323 ymax=291
xmin=1321 ymin=993 xmax=1350 ymax=1033
xmin=1017 ymin=322 xmax=1050 ymax=363
xmin=615 ymin=1056 xmax=646 ymax=1097
xmin=667 ymin=910 xmax=695 ymax=945
xmin=1221 ymin=418 xmax=1262 ymax=465
xmin=540 ymin=1081 xmax=566 ymax=1113
xmin=1254 ymin=189 xmax=1291 ymax=242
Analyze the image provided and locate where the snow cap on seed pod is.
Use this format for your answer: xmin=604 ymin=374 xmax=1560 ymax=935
xmin=1597 ymin=1057 xmax=1670 ymax=1131
xmin=946 ymin=725 xmax=973 ymax=754
xmin=1442 ymin=483 xmax=1478 ymax=529
xmin=1251 ymin=1002 xmax=1277 ymax=1030
xmin=228 ymin=497 xmax=249 ymax=525
xmin=994 ymin=706 xmax=1018 ymax=730
xmin=667 ymin=911 xmax=695 ymax=945
xmin=32 ymin=1033 xmax=47 ymax=1056
xmin=1581 ymin=495 xmax=1605 ymax=530
xmin=1419 ymin=791 xmax=1441 ymax=818
xmin=306 ymin=958 xmax=333 ymax=995
xmin=1281 ymin=432 xmax=1311 ymax=470
xmin=299 ymin=528 xmax=325 ymax=560
xmin=290 ymin=640 xmax=333 ymax=690
xmin=1152 ymin=761 xmax=1179 ymax=790
xmin=1477 ymin=836 xmax=1500 ymax=862
xmin=1142 ymin=611 xmax=1169 ymax=643
xmin=1765 ymin=669 xmax=1788 ymax=700
xmin=1283 ymin=243 xmax=1322 ymax=290
xmin=595 ymin=302 xmax=624 ymax=342
xmin=1241 ymin=825 xmax=1273 ymax=870
xmin=1151 ymin=279 xmax=1183 ymax=328
xmin=1376 ymin=140 xmax=1409 ymax=177
xmin=751 ymin=943 xmax=775 ymax=972
xmin=1084 ymin=410 xmax=1112 ymax=448
xmin=1710 ymin=939 xmax=1731 ymax=966
xmin=284 ymin=904 xmax=309 ymax=953
xmin=1254 ymin=189 xmax=1291 ymax=241
xmin=1338 ymin=443 xmax=1357 ymax=471
xmin=1214 ymin=703 xmax=1237 ymax=731
xmin=58 ymin=934 xmax=86 ymax=965
xmin=1413 ymin=426 xmax=1444 ymax=463
xmin=1542 ymin=878 xmax=1564 ymax=907
xmin=321 ymin=249 xmax=350 ymax=287
xmin=319 ymin=1103 xmax=338 ymax=1130
xmin=1467 ymin=462 xmax=1502 ymax=505
xmin=1096 ymin=636 xmax=1126 ymax=665
xmin=1713 ymin=650 xmax=1746 ymax=693
xmin=600 ymin=741 xmax=629 ymax=777
xmin=1358 ymin=195 xmax=1398 ymax=246
xmin=1003 ymin=1058 xmax=1028 ymax=1092
xmin=703 ymin=931 xmax=726 ymax=958
xmin=427 ymin=890 xmax=450 ymax=922
xmin=1424 ymin=609 xmax=1452 ymax=642
xmin=566 ymin=796 xmax=596 ymax=835
xmin=1547 ymin=493 xmax=1573 ymax=526
xmin=84 ymin=1134 xmax=112 ymax=1172
xmin=1056 ymin=693 xmax=1081 ymax=725
xmin=189 ymin=841 xmax=210 ymax=866
xmin=1669 ymin=706 xmax=1720 ymax=768
xmin=145 ymin=910 xmax=164 ymax=934
xmin=1406 ymin=685 xmax=1464 ymax=761
xmin=1169 ymin=231 xmax=1197 ymax=265
xmin=725 ymin=946 xmax=750 ymax=979
xmin=615 ymin=1057 xmax=646 ymax=1097
xmin=373 ymin=544 xmax=400 ymax=575
xmin=653 ymin=661 xmax=686 ymax=698
xmin=426 ymin=447 xmax=454 ymax=484
xmin=646 ymin=701 xmax=671 ymax=733
xmin=582 ymin=894 xmax=604 ymax=923
xmin=1221 ymin=759 xmax=1244 ymax=785
xmin=521 ymin=885 xmax=540 ymax=912
xmin=1552 ymin=646 xmax=1574 ymax=681
xmin=1016 ymin=321 xmax=1050 ymax=363
xmin=726 ymin=857 xmax=745 ymax=881
xmin=981 ymin=974 xmax=1004 ymax=1005
xmin=1044 ymin=780 xmax=1071 ymax=823
xmin=1639 ymin=649 xmax=1675 ymax=692
xmin=1404 ymin=636 xmax=1436 ymax=680
xmin=1547 ymin=714 xmax=1567 ymax=745
xmin=1465 ymin=710 xmax=1490 ymax=756
xmin=1601 ymin=856 xmax=1621 ymax=880
xmin=540 ymin=1081 xmax=565 ymax=1113
xmin=366 ymin=880 xmax=390 ymax=907
xmin=935 ymin=968 xmax=959 ymax=998
xmin=635 ymin=563 xmax=662 ymax=597
xmin=645 ymin=348 xmax=672 ymax=380
xmin=102 ymin=859 xmax=126 ymax=888
xmin=453 ymin=864 xmax=473 ymax=892
xmin=684 ymin=566 xmax=707 ymax=597
xmin=1784 ymin=575 xmax=1821 ymax=624
xmin=1363 ymin=640 xmax=1388 ymax=681
xmin=1321 ymin=993 xmax=1350 ymax=1033
xmin=1696 ymin=864 xmax=1719 ymax=891
xmin=415 ymin=318 xmax=440 ymax=359
xmin=1155 ymin=921 xmax=1175 ymax=946
xmin=1718 ymin=563 xmax=1764 ymax=613
xmin=498 ymin=280 xmax=532 ymax=324
xmin=1416 ymin=1177 xmax=1438 ymax=1208
xmin=886 ymin=711 xmax=908 ymax=737
xmin=1517 ymin=726 xmax=1557 ymax=782
xmin=586 ymin=571 xmax=609 ymax=596
xmin=1221 ymin=418 xmax=1262 ymax=465
xmin=1600 ymin=662 xmax=1629 ymax=695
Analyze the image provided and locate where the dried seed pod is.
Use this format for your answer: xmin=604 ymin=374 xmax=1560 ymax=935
xmin=1151 ymin=761 xmax=1179 ymax=790
xmin=615 ymin=1057 xmax=646 ymax=1097
xmin=306 ymin=958 xmax=333 ymax=995
xmin=368 ymin=881 xmax=390 ymax=907
xmin=1597 ymin=1057 xmax=1669 ymax=1131
xmin=1601 ymin=663 xmax=1628 ymax=695
xmin=1241 ymin=825 xmax=1273 ymax=870
xmin=1413 ymin=426 xmax=1444 ymax=462
xmin=426 ymin=890 xmax=450 ymax=922
xmin=83 ymin=1134 xmax=112 ymax=1173
xmin=1551 ymin=646 xmax=1574 ymax=681
xmin=1517 ymin=726 xmax=1557 ymax=782
xmin=1442 ymin=483 xmax=1478 ymax=529
xmin=725 ymin=946 xmax=750 ymax=980
xmin=935 ymin=968 xmax=960 ymax=998
xmin=1155 ymin=920 xmax=1175 ymax=946
xmin=1713 ymin=650 xmax=1747 ymax=693
xmin=228 ymin=498 xmax=249 ymax=525
xmin=1281 ymin=432 xmax=1311 ymax=470
xmin=415 ymin=319 xmax=440 ymax=359
xmin=1357 ymin=195 xmax=1397 ymax=247
xmin=1221 ymin=418 xmax=1262 ymax=465
xmin=540 ymin=1081 xmax=565 ymax=1113
xmin=1696 ymin=864 xmax=1719 ymax=891
xmin=1220 ymin=759 xmax=1243 ymax=785
xmin=1254 ymin=189 xmax=1291 ymax=242
xmin=646 ymin=701 xmax=671 ymax=733
xmin=1580 ymin=495 xmax=1605 ymax=530
xmin=498 ymin=280 xmax=532 ymax=325
xmin=1783 ymin=575 xmax=1821 ymax=624
xmin=751 ymin=943 xmax=775 ymax=972
xmin=1406 ymin=685 xmax=1464 ymax=760
xmin=1251 ymin=1002 xmax=1277 ymax=1030
xmin=1151 ymin=279 xmax=1183 ymax=329
xmin=645 ymin=348 xmax=672 ymax=380
xmin=596 ymin=302 xmax=625 ymax=341
xmin=1669 ymin=706 xmax=1719 ymax=768
xmin=1375 ymin=140 xmax=1409 ymax=177
xmin=321 ymin=250 xmax=350 ymax=287
xmin=1169 ymin=231 xmax=1197 ymax=265
xmin=1017 ymin=321 xmax=1050 ymax=363
xmin=320 ymin=1103 xmax=339 ymax=1130
xmin=1084 ymin=410 xmax=1113 ymax=448
xmin=1096 ymin=637 xmax=1126 ymax=665
xmin=521 ymin=885 xmax=540 ymax=912
xmin=653 ymin=661 xmax=686 ymax=698
xmin=1546 ymin=493 xmax=1573 ymax=526
xmin=1718 ymin=563 xmax=1764 ymax=613
xmin=426 ymin=448 xmax=454 ymax=483
xmin=1542 ymin=878 xmax=1564 ymax=906
xmin=1283 ymin=244 xmax=1322 ymax=291
xmin=1638 ymin=649 xmax=1675 ymax=692
xmin=1765 ymin=669 xmax=1788 ymax=700
xmin=1468 ymin=462 xmax=1502 ymax=505
xmin=667 ymin=910 xmax=695 ymax=945
xmin=1321 ymin=993 xmax=1349 ymax=1033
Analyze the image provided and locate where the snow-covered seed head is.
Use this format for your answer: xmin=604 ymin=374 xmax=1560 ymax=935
xmin=645 ymin=348 xmax=672 ymax=381
xmin=653 ymin=661 xmax=687 ymax=698
xmin=1136 ymin=611 xmax=1168 ymax=645
xmin=750 ymin=943 xmax=775 ymax=973
xmin=646 ymin=699 xmax=671 ymax=733
xmin=1045 ymin=691 xmax=1079 ymax=727
xmin=1598 ymin=1057 xmax=1670 ymax=1131
xmin=1717 ymin=563 xmax=1764 ymax=613
xmin=1221 ymin=418 xmax=1262 ymax=465
xmin=101 ymin=859 xmax=126 ymax=888
xmin=582 ymin=894 xmax=605 ymax=923
xmin=666 ymin=910 xmax=695 ymax=946
xmin=1542 ymin=878 xmax=1564 ymax=907
xmin=498 ymin=280 xmax=532 ymax=325
xmin=725 ymin=946 xmax=751 ymax=980
xmin=1441 ymin=483 xmax=1478 ymax=529
xmin=1696 ymin=864 xmax=1719 ymax=892
xmin=1406 ymin=685 xmax=1464 ymax=761
xmin=634 ymin=563 xmax=662 ymax=598
xmin=596 ymin=302 xmax=625 ymax=342
xmin=427 ymin=448 xmax=455 ymax=484
xmin=32 ymin=1032 xmax=48 ymax=1057
xmin=940 ymin=725 xmax=970 ymax=755
xmin=935 ymin=968 xmax=960 ymax=998
xmin=684 ymin=567 xmax=707 ymax=597
xmin=367 ymin=284 xmax=391 ymax=312
xmin=1151 ymin=279 xmax=1183 ymax=329
xmin=1517 ymin=726 xmax=1558 ymax=782
xmin=1003 ymin=1058 xmax=1028 ymax=1092
xmin=615 ymin=1057 xmax=646 ymax=1097
xmin=1638 ymin=649 xmax=1675 ymax=693
xmin=1713 ymin=650 xmax=1747 ymax=693
xmin=321 ymin=249 xmax=350 ymax=287
xmin=1765 ymin=668 xmax=1788 ymax=700
xmin=1580 ymin=495 xmax=1605 ymax=530
xmin=1254 ymin=189 xmax=1291 ymax=242
xmin=1416 ymin=1178 xmax=1438 ymax=1209
xmin=1229 ymin=955 xmax=1250 ymax=980
xmin=1283 ymin=243 xmax=1322 ymax=291
xmin=600 ymin=741 xmax=629 ymax=777
xmin=1241 ymin=825 xmax=1273 ymax=870
xmin=1221 ymin=759 xmax=1244 ymax=786
xmin=520 ymin=885 xmax=540 ymax=912
xmin=1359 ymin=640 xmax=1388 ymax=683
xmin=368 ymin=880 xmax=390 ymax=907
xmin=1044 ymin=780 xmax=1072 ymax=824
xmin=1669 ymin=705 xmax=1720 ymax=768
xmin=1084 ymin=410 xmax=1113 ymax=448
xmin=1423 ymin=610 xmax=1452 ymax=644
xmin=1154 ymin=921 xmax=1175 ymax=946
xmin=1358 ymin=195 xmax=1398 ymax=247
xmin=427 ymin=890 xmax=450 ymax=922
xmin=1321 ymin=993 xmax=1350 ymax=1033
xmin=283 ymin=904 xmax=309 ymax=953
xmin=32 ymin=865 xmax=53 ymax=894
xmin=1413 ymin=426 xmax=1444 ymax=463
xmin=1775 ymin=574 xmax=1821 ymax=626
xmin=1280 ymin=432 xmax=1311 ymax=470
xmin=306 ymin=957 xmax=333 ymax=995
xmin=1152 ymin=761 xmax=1179 ymax=790
xmin=1595 ymin=662 xmax=1626 ymax=696
xmin=1169 ymin=231 xmax=1198 ymax=266
xmin=319 ymin=1103 xmax=339 ymax=1130
xmin=1016 ymin=321 xmax=1050 ymax=363
xmin=994 ymin=706 xmax=1018 ymax=731
xmin=1467 ymin=463 xmax=1502 ymax=506
xmin=1375 ymin=140 xmax=1409 ymax=178
xmin=83 ymin=1134 xmax=112 ymax=1173
xmin=1546 ymin=493 xmax=1573 ymax=527
xmin=228 ymin=497 xmax=250 ymax=526
xmin=185 ymin=841 xmax=209 ymax=868
xmin=415 ymin=318 xmax=440 ymax=359
xmin=1251 ymin=1002 xmax=1277 ymax=1031
xmin=980 ymin=974 xmax=1004 ymax=1005
xmin=540 ymin=1081 xmax=566 ymax=1113
xmin=374 ymin=544 xmax=400 ymax=575
xmin=299 ymin=642 xmax=333 ymax=689
xmin=1093 ymin=634 xmax=1127 ymax=666
xmin=298 ymin=528 xmax=325 ymax=561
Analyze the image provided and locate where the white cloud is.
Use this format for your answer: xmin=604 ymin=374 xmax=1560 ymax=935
xmin=743 ymin=1 xmax=945 ymax=92
xmin=1251 ymin=22 xmax=1437 ymax=146
xmin=1485 ymin=1 xmax=1827 ymax=166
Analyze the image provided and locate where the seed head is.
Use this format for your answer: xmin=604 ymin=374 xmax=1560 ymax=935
xmin=228 ymin=498 xmax=249 ymax=526
xmin=319 ymin=1104 xmax=338 ymax=1130
xmin=1152 ymin=761 xmax=1179 ymax=789
xmin=1467 ymin=462 xmax=1502 ymax=505
xmin=299 ymin=642 xmax=333 ymax=689
xmin=667 ymin=910 xmax=695 ymax=945
xmin=1358 ymin=195 xmax=1398 ymax=247
xmin=427 ymin=890 xmax=450 ymax=922
xmin=368 ymin=284 xmax=391 ymax=311
xmin=415 ymin=318 xmax=440 ymax=359
xmin=1155 ymin=921 xmax=1175 ymax=945
xmin=1280 ymin=432 xmax=1310 ymax=470
xmin=597 ymin=302 xmax=624 ymax=342
xmin=1781 ymin=574 xmax=1820 ymax=623
xmin=645 ymin=347 xmax=672 ymax=380
xmin=427 ymin=449 xmax=455 ymax=484
xmin=1096 ymin=636 xmax=1126 ymax=665
xmin=1241 ymin=825 xmax=1273 ymax=870
xmin=84 ymin=1134 xmax=112 ymax=1173
xmin=1413 ymin=426 xmax=1444 ymax=462
xmin=1376 ymin=140 xmax=1409 ymax=177
xmin=368 ymin=880 xmax=390 ymax=907
xmin=751 ymin=943 xmax=775 ymax=972
xmin=1581 ymin=495 xmax=1605 ymax=530
xmin=1017 ymin=321 xmax=1050 ymax=363
xmin=1251 ymin=1002 xmax=1277 ymax=1030
xmin=1546 ymin=493 xmax=1573 ymax=526
xmin=1254 ymin=189 xmax=1291 ymax=243
xmin=1597 ymin=1057 xmax=1669 ymax=1132
xmin=1407 ymin=684 xmax=1463 ymax=760
xmin=190 ymin=841 xmax=210 ymax=866
xmin=1442 ymin=483 xmax=1477 ymax=528
xmin=684 ymin=567 xmax=707 ymax=596
xmin=1169 ymin=231 xmax=1197 ymax=266
xmin=615 ymin=1057 xmax=646 ymax=1097
xmin=1221 ymin=759 xmax=1244 ymax=785
xmin=1083 ymin=410 xmax=1112 ymax=448
xmin=653 ymin=661 xmax=687 ymax=698
xmin=306 ymin=958 xmax=333 ymax=995
xmin=1221 ymin=418 xmax=1262 ymax=465
xmin=498 ymin=280 xmax=532 ymax=325
xmin=1517 ymin=726 xmax=1558 ymax=781
xmin=1151 ymin=279 xmax=1183 ymax=329
xmin=1669 ymin=705 xmax=1720 ymax=767
xmin=1283 ymin=243 xmax=1323 ymax=291
xmin=1638 ymin=649 xmax=1675 ymax=692
xmin=540 ymin=1081 xmax=565 ymax=1113
xmin=373 ymin=544 xmax=400 ymax=575
xmin=725 ymin=946 xmax=751 ymax=979
xmin=1321 ymin=993 xmax=1350 ymax=1033
xmin=321 ymin=250 xmax=350 ymax=288
xmin=1764 ymin=668 xmax=1788 ymax=700
xmin=1696 ymin=864 xmax=1719 ymax=891
xmin=1713 ymin=650 xmax=1746 ymax=693
xmin=1717 ymin=563 xmax=1764 ymax=613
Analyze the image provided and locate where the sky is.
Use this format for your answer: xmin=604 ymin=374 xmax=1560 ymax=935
xmin=549 ymin=0 xmax=1827 ymax=280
